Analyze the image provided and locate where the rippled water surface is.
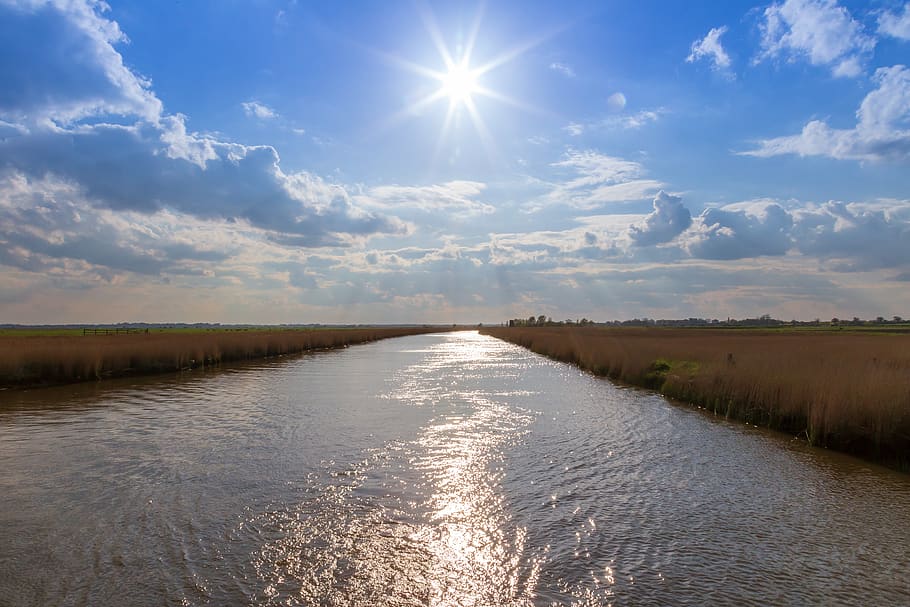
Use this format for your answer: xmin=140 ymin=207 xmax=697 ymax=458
xmin=1 ymin=331 xmax=909 ymax=606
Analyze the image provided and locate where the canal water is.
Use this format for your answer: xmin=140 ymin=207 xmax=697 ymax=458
xmin=1 ymin=331 xmax=908 ymax=606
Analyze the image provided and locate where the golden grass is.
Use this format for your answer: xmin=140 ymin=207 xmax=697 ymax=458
xmin=481 ymin=326 xmax=910 ymax=468
xmin=0 ymin=327 xmax=445 ymax=389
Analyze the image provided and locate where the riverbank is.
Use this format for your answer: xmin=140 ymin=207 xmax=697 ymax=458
xmin=481 ymin=326 xmax=910 ymax=470
xmin=0 ymin=327 xmax=450 ymax=390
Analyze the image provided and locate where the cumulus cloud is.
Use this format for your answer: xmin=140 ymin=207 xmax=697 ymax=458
xmin=744 ymin=65 xmax=910 ymax=161
xmin=756 ymin=0 xmax=875 ymax=77
xmin=685 ymin=201 xmax=794 ymax=260
xmin=879 ymin=3 xmax=910 ymax=40
xmin=0 ymin=0 xmax=402 ymax=250
xmin=687 ymin=26 xmax=733 ymax=73
xmin=549 ymin=62 xmax=575 ymax=77
xmin=792 ymin=201 xmax=910 ymax=270
xmin=0 ymin=0 xmax=162 ymax=125
xmin=0 ymin=172 xmax=233 ymax=280
xmin=241 ymin=101 xmax=278 ymax=120
xmin=2 ymin=120 xmax=402 ymax=246
xmin=678 ymin=197 xmax=910 ymax=272
xmin=629 ymin=191 xmax=692 ymax=246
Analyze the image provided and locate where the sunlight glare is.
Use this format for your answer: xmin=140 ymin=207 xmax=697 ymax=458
xmin=440 ymin=63 xmax=479 ymax=105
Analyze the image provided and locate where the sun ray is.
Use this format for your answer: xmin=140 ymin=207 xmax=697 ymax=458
xmin=473 ymin=85 xmax=550 ymax=116
xmin=416 ymin=1 xmax=456 ymax=71
xmin=464 ymin=96 xmax=500 ymax=163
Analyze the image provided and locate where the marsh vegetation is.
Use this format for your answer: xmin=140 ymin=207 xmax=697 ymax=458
xmin=481 ymin=326 xmax=910 ymax=469
xmin=0 ymin=327 xmax=446 ymax=389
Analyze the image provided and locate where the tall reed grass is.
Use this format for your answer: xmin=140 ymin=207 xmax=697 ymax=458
xmin=481 ymin=326 xmax=910 ymax=468
xmin=0 ymin=327 xmax=444 ymax=389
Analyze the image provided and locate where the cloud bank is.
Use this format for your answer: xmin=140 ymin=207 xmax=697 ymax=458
xmin=0 ymin=0 xmax=402 ymax=251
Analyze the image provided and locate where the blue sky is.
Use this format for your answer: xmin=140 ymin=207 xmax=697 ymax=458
xmin=1 ymin=0 xmax=909 ymax=324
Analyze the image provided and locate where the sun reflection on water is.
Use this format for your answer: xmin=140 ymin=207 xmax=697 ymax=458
xmin=245 ymin=332 xmax=543 ymax=605
xmin=410 ymin=395 xmax=540 ymax=605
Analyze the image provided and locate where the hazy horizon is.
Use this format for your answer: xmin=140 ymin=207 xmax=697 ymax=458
xmin=1 ymin=0 xmax=909 ymax=324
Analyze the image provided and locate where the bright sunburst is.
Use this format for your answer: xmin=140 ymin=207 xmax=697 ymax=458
xmin=439 ymin=62 xmax=480 ymax=105
xmin=377 ymin=5 xmax=549 ymax=161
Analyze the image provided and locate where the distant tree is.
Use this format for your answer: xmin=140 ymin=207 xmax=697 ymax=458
xmin=831 ymin=317 xmax=839 ymax=325
xmin=895 ymin=316 xmax=904 ymax=323
xmin=537 ymin=315 xmax=547 ymax=326
xmin=876 ymin=316 xmax=885 ymax=324
xmin=852 ymin=316 xmax=861 ymax=325
xmin=528 ymin=316 xmax=536 ymax=326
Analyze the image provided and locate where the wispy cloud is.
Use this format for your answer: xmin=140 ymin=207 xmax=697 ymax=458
xmin=357 ymin=181 xmax=494 ymax=216
xmin=687 ymin=26 xmax=733 ymax=75
xmin=241 ymin=101 xmax=279 ymax=120
xmin=563 ymin=122 xmax=584 ymax=136
xmin=534 ymin=150 xmax=663 ymax=210
xmin=563 ymin=108 xmax=665 ymax=137
xmin=549 ymin=61 xmax=576 ymax=77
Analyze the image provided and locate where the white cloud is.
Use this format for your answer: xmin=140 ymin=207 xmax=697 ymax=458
xmin=358 ymin=181 xmax=493 ymax=216
xmin=743 ymin=64 xmax=910 ymax=161
xmin=629 ymin=191 xmax=692 ymax=246
xmin=607 ymin=92 xmax=627 ymax=111
xmin=613 ymin=109 xmax=663 ymax=129
xmin=879 ymin=3 xmax=910 ymax=40
xmin=569 ymin=108 xmax=665 ymax=135
xmin=0 ymin=0 xmax=402 ymax=248
xmin=0 ymin=171 xmax=237 ymax=280
xmin=241 ymin=101 xmax=279 ymax=120
xmin=685 ymin=201 xmax=794 ymax=260
xmin=549 ymin=62 xmax=575 ymax=77
xmin=553 ymin=150 xmax=646 ymax=189
xmin=756 ymin=0 xmax=875 ymax=77
xmin=687 ymin=26 xmax=733 ymax=73
xmin=792 ymin=200 xmax=910 ymax=270
xmin=564 ymin=122 xmax=584 ymax=136
xmin=536 ymin=150 xmax=663 ymax=210
xmin=0 ymin=0 xmax=162 ymax=125
xmin=677 ymin=197 xmax=910 ymax=271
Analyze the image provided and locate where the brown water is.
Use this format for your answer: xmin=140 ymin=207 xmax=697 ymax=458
xmin=0 ymin=331 xmax=908 ymax=606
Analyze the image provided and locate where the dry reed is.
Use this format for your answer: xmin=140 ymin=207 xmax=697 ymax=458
xmin=481 ymin=326 xmax=910 ymax=468
xmin=0 ymin=327 xmax=445 ymax=389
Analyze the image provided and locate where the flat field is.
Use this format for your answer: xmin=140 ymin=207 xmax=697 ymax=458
xmin=481 ymin=326 xmax=910 ymax=469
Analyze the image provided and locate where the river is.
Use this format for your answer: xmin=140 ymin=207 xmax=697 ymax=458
xmin=1 ymin=331 xmax=908 ymax=606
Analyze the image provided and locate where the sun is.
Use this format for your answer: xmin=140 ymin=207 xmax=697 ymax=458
xmin=376 ymin=5 xmax=552 ymax=159
xmin=440 ymin=63 xmax=480 ymax=105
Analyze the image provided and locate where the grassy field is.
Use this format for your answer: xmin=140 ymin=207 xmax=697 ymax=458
xmin=481 ymin=326 xmax=910 ymax=469
xmin=0 ymin=326 xmax=448 ymax=389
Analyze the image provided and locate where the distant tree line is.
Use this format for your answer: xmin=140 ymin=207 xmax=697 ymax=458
xmin=507 ymin=316 xmax=596 ymax=327
xmin=505 ymin=314 xmax=906 ymax=328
